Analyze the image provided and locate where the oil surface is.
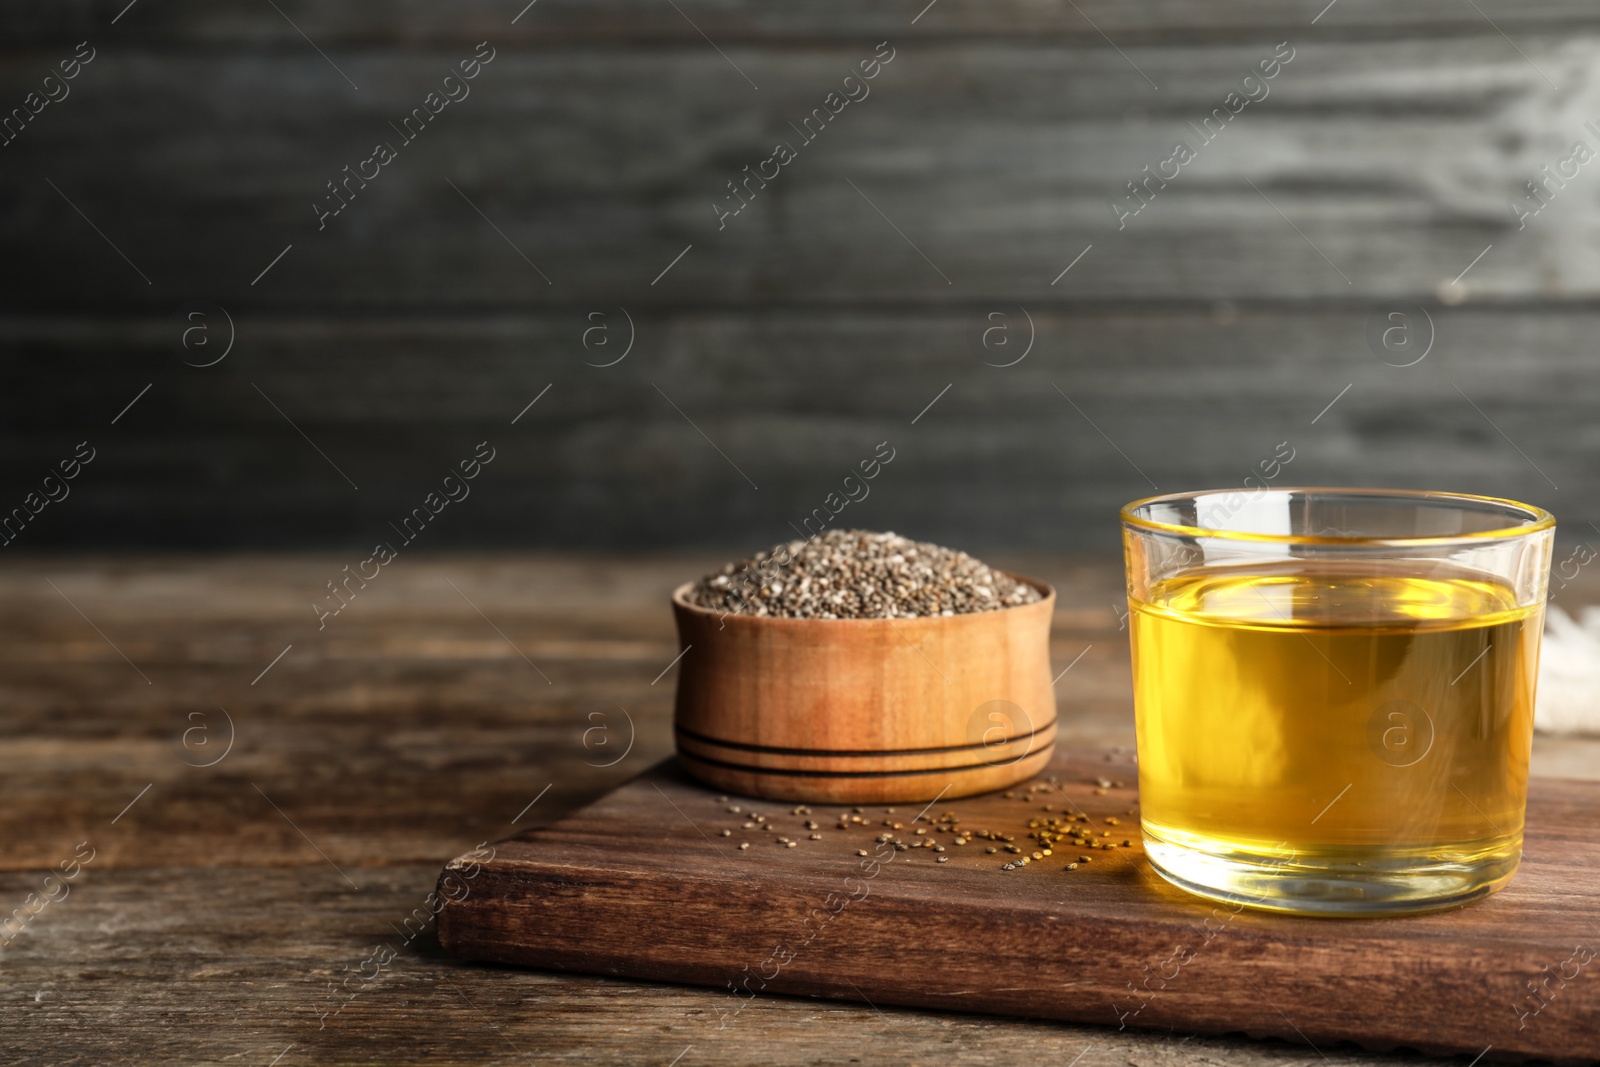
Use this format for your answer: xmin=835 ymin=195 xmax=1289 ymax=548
xmin=1131 ymin=560 xmax=1540 ymax=870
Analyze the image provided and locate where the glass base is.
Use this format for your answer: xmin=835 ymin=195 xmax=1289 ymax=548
xmin=1143 ymin=830 xmax=1522 ymax=917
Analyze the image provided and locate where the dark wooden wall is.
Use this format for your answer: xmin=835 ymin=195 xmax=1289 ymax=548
xmin=2 ymin=1 xmax=1596 ymax=551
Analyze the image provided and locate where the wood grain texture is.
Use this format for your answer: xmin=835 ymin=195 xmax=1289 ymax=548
xmin=0 ymin=553 xmax=1595 ymax=1065
xmin=0 ymin=306 xmax=1591 ymax=552
xmin=0 ymin=871 xmax=1458 ymax=1067
xmin=9 ymin=0 xmax=1600 ymax=44
xmin=671 ymin=576 xmax=1056 ymax=801
xmin=438 ymin=754 xmax=1600 ymax=1063
xmin=3 ymin=37 xmax=1596 ymax=307
xmin=4 ymin=7 xmax=1600 ymax=549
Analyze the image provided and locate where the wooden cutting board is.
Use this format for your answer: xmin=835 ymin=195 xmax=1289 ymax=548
xmin=436 ymin=752 xmax=1600 ymax=1064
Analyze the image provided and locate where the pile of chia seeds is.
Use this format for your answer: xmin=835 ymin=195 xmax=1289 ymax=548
xmin=688 ymin=529 xmax=1042 ymax=619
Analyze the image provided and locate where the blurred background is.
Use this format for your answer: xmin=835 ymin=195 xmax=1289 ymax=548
xmin=3 ymin=0 xmax=1596 ymax=554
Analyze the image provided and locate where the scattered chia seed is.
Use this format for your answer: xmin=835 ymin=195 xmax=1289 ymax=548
xmin=688 ymin=529 xmax=1042 ymax=619
xmin=709 ymin=775 xmax=1137 ymax=876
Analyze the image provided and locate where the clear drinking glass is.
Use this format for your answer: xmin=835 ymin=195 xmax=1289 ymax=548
xmin=1121 ymin=488 xmax=1555 ymax=916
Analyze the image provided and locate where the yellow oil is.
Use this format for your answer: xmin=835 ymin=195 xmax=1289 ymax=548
xmin=1131 ymin=559 xmax=1540 ymax=911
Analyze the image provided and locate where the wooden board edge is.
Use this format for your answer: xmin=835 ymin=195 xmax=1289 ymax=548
xmin=433 ymin=856 xmax=1600 ymax=1064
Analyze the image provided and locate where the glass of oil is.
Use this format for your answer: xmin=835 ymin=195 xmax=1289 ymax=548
xmin=1122 ymin=488 xmax=1554 ymax=916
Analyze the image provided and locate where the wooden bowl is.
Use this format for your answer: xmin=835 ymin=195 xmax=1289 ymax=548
xmin=670 ymin=576 xmax=1057 ymax=803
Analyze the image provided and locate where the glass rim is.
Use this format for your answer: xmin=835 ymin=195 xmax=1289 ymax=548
xmin=1120 ymin=486 xmax=1556 ymax=547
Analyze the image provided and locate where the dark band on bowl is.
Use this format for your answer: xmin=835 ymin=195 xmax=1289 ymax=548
xmin=676 ymin=745 xmax=1054 ymax=780
xmin=674 ymin=720 xmax=1058 ymax=759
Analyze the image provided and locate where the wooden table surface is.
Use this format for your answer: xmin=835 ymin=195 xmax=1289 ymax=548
xmin=4 ymin=553 xmax=1596 ymax=1066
